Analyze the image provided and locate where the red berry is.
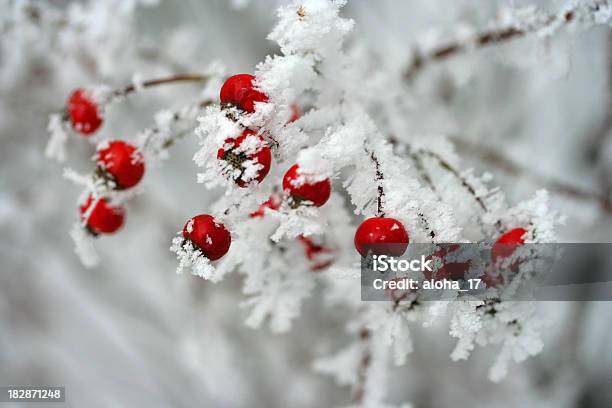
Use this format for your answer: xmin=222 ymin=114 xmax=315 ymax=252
xmin=354 ymin=217 xmax=409 ymax=257
xmin=282 ymin=164 xmax=331 ymax=207
xmin=298 ymin=235 xmax=333 ymax=271
xmin=250 ymin=194 xmax=282 ymax=218
xmin=182 ymin=214 xmax=231 ymax=261
xmin=288 ymin=104 xmax=301 ymax=123
xmin=424 ymin=244 xmax=470 ymax=281
xmin=491 ymin=227 xmax=527 ymax=264
xmin=96 ymin=140 xmax=145 ymax=189
xmin=220 ymin=74 xmax=268 ymax=113
xmin=68 ymin=89 xmax=103 ymax=135
xmin=217 ymin=130 xmax=272 ymax=187
xmin=79 ymin=195 xmax=125 ymax=234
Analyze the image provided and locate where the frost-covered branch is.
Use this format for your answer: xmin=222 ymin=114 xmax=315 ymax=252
xmin=390 ymin=135 xmax=499 ymax=235
xmin=452 ymin=136 xmax=612 ymax=213
xmin=404 ymin=0 xmax=612 ymax=82
xmin=419 ymin=147 xmax=489 ymax=213
xmin=137 ymin=98 xmax=215 ymax=160
xmin=365 ymin=146 xmax=386 ymax=217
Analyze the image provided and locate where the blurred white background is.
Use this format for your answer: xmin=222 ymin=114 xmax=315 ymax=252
xmin=1 ymin=0 xmax=612 ymax=406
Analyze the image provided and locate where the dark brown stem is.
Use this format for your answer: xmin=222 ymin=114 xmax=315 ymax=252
xmin=409 ymin=151 xmax=437 ymax=194
xmin=451 ymin=137 xmax=612 ymax=213
xmin=419 ymin=149 xmax=489 ymax=213
xmin=352 ymin=328 xmax=371 ymax=404
xmin=418 ymin=147 xmax=505 ymax=232
xmin=387 ymin=137 xmax=440 ymax=240
xmin=389 ymin=136 xmax=498 ymax=234
xmin=367 ymin=148 xmax=386 ymax=217
xmin=404 ymin=2 xmax=605 ymax=82
xmin=418 ymin=212 xmax=436 ymax=241
xmin=112 ymin=74 xmax=210 ymax=99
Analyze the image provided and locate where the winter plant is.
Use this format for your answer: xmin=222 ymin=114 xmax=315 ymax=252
xmin=30 ymin=0 xmax=611 ymax=405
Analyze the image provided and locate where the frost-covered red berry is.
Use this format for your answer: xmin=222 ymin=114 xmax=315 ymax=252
xmin=182 ymin=214 xmax=231 ymax=261
xmin=250 ymin=194 xmax=282 ymax=218
xmin=220 ymin=74 xmax=268 ymax=113
xmin=298 ymin=235 xmax=333 ymax=271
xmin=217 ymin=130 xmax=272 ymax=187
xmin=354 ymin=217 xmax=409 ymax=257
xmin=282 ymin=164 xmax=331 ymax=207
xmin=68 ymin=89 xmax=103 ymax=135
xmin=79 ymin=195 xmax=125 ymax=235
xmin=96 ymin=140 xmax=145 ymax=189
xmin=288 ymin=104 xmax=301 ymax=123
xmin=491 ymin=227 xmax=527 ymax=264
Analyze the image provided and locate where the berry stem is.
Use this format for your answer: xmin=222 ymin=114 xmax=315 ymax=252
xmin=365 ymin=146 xmax=385 ymax=217
xmin=112 ymin=74 xmax=211 ymax=98
xmin=418 ymin=212 xmax=436 ymax=241
xmin=404 ymin=1 xmax=605 ymax=82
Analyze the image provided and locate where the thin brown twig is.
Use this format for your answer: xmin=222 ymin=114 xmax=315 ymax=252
xmin=419 ymin=149 xmax=489 ymax=213
xmin=389 ymin=137 xmax=489 ymax=210
xmin=388 ymin=137 xmax=440 ymax=239
xmin=389 ymin=136 xmax=501 ymax=235
xmin=366 ymin=147 xmax=386 ymax=217
xmin=58 ymin=74 xmax=212 ymax=123
xmin=112 ymin=74 xmax=210 ymax=98
xmin=404 ymin=1 xmax=606 ymax=82
xmin=409 ymin=151 xmax=437 ymax=194
xmin=451 ymin=137 xmax=612 ymax=213
xmin=417 ymin=147 xmax=500 ymax=233
xmin=352 ymin=328 xmax=371 ymax=404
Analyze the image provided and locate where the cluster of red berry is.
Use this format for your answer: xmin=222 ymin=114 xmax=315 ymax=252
xmin=66 ymin=79 xmax=528 ymax=278
xmin=381 ymin=228 xmax=527 ymax=302
xmin=66 ymin=89 xmax=145 ymax=235
xmin=187 ymin=75 xmax=418 ymax=267
xmin=78 ymin=141 xmax=145 ymax=235
xmin=181 ymin=74 xmax=334 ymax=263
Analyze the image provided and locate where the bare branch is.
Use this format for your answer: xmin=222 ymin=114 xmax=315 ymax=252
xmin=112 ymin=74 xmax=211 ymax=99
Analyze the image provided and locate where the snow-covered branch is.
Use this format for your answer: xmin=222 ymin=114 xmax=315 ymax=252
xmin=404 ymin=0 xmax=612 ymax=82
